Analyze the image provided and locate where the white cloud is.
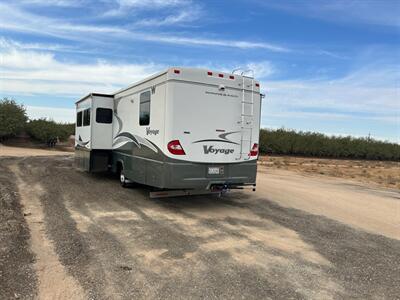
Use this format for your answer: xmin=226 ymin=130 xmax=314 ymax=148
xmin=246 ymin=61 xmax=275 ymax=78
xmin=103 ymin=0 xmax=191 ymax=17
xmin=0 ymin=3 xmax=288 ymax=52
xmin=137 ymin=35 xmax=288 ymax=52
xmin=134 ymin=7 xmax=201 ymax=27
xmin=261 ymin=64 xmax=400 ymax=124
xmin=0 ymin=37 xmax=70 ymax=52
xmin=26 ymin=106 xmax=75 ymax=122
xmin=0 ymin=46 xmax=276 ymax=100
xmin=112 ymin=0 xmax=188 ymax=9
xmin=0 ymin=48 xmax=162 ymax=96
xmin=19 ymin=0 xmax=85 ymax=7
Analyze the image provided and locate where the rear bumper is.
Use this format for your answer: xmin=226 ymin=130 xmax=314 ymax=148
xmin=111 ymin=151 xmax=257 ymax=190
xmin=163 ymin=160 xmax=257 ymax=190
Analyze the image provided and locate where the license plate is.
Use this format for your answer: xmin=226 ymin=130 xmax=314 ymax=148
xmin=208 ymin=167 xmax=222 ymax=175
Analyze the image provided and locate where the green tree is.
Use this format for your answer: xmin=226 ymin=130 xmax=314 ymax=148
xmin=0 ymin=98 xmax=28 ymax=140
xmin=25 ymin=119 xmax=75 ymax=145
xmin=56 ymin=122 xmax=75 ymax=140
xmin=259 ymin=128 xmax=399 ymax=161
xmin=25 ymin=119 xmax=57 ymax=144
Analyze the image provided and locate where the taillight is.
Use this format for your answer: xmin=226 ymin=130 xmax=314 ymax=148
xmin=167 ymin=140 xmax=185 ymax=155
xmin=250 ymin=143 xmax=259 ymax=156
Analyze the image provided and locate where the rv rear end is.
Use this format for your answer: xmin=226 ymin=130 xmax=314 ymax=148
xmin=162 ymin=68 xmax=261 ymax=191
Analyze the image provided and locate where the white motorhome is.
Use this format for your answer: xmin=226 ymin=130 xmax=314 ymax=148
xmin=75 ymin=67 xmax=262 ymax=197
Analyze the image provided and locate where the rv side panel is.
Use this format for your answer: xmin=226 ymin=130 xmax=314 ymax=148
xmin=112 ymin=73 xmax=168 ymax=187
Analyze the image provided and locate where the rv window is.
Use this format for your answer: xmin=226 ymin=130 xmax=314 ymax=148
xmin=96 ymin=108 xmax=112 ymax=124
xmin=139 ymin=91 xmax=151 ymax=126
xmin=77 ymin=111 xmax=82 ymax=127
xmin=83 ymin=108 xmax=90 ymax=126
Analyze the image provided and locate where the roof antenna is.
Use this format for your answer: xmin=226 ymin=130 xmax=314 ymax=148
xmin=241 ymin=69 xmax=254 ymax=78
xmin=232 ymin=68 xmax=244 ymax=75
xmin=232 ymin=68 xmax=254 ymax=78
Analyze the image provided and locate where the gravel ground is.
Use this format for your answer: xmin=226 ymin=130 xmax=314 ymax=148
xmin=0 ymin=161 xmax=37 ymax=299
xmin=0 ymin=156 xmax=399 ymax=299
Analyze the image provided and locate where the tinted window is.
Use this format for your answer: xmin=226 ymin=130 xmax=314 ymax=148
xmin=83 ymin=108 xmax=90 ymax=126
xmin=77 ymin=111 xmax=82 ymax=127
xmin=139 ymin=91 xmax=151 ymax=126
xmin=96 ymin=108 xmax=112 ymax=124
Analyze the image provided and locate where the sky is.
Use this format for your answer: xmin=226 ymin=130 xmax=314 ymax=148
xmin=0 ymin=0 xmax=399 ymax=142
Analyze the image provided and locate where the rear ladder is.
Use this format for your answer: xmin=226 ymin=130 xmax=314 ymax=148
xmin=235 ymin=70 xmax=254 ymax=160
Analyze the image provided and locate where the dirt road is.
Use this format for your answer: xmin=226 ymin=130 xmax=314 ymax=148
xmin=0 ymin=144 xmax=73 ymax=157
xmin=1 ymin=156 xmax=399 ymax=299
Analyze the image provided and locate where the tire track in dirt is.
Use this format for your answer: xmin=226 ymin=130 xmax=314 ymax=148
xmin=24 ymin=156 xmax=152 ymax=299
xmin=3 ymin=156 xmax=400 ymax=299
xmin=0 ymin=160 xmax=37 ymax=299
xmin=10 ymin=161 xmax=86 ymax=300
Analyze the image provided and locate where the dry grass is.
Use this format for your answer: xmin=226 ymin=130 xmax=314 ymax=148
xmin=259 ymin=156 xmax=400 ymax=190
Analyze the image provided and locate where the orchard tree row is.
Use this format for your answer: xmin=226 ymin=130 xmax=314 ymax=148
xmin=0 ymin=98 xmax=74 ymax=145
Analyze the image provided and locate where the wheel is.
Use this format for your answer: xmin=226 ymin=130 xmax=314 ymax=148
xmin=119 ymin=170 xmax=128 ymax=188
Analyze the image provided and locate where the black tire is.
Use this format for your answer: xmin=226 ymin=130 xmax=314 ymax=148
xmin=119 ymin=168 xmax=128 ymax=188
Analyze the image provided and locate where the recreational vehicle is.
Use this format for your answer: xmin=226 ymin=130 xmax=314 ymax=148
xmin=75 ymin=67 xmax=262 ymax=197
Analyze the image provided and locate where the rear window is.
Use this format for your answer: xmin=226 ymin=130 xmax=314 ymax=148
xmin=139 ymin=91 xmax=151 ymax=126
xmin=83 ymin=108 xmax=90 ymax=126
xmin=96 ymin=108 xmax=112 ymax=124
xmin=76 ymin=111 xmax=82 ymax=127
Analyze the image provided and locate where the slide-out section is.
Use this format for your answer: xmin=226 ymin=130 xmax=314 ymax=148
xmin=75 ymin=94 xmax=114 ymax=172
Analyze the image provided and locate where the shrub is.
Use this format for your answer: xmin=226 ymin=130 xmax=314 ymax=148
xmin=26 ymin=119 xmax=74 ymax=144
xmin=259 ymin=128 xmax=399 ymax=161
xmin=0 ymin=98 xmax=28 ymax=140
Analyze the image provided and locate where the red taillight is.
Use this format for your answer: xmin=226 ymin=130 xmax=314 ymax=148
xmin=167 ymin=140 xmax=185 ymax=155
xmin=229 ymin=75 xmax=234 ymax=79
xmin=250 ymin=143 xmax=259 ymax=156
xmin=218 ymin=73 xmax=224 ymax=78
xmin=207 ymin=71 xmax=213 ymax=76
xmin=174 ymin=69 xmax=180 ymax=74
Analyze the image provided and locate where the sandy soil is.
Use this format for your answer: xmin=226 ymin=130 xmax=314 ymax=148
xmin=260 ymin=155 xmax=400 ymax=189
xmin=10 ymin=163 xmax=86 ymax=299
xmin=0 ymin=155 xmax=399 ymax=299
xmin=257 ymin=166 xmax=400 ymax=240
xmin=0 ymin=144 xmax=73 ymax=157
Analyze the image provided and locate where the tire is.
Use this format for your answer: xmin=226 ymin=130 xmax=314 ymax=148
xmin=119 ymin=169 xmax=128 ymax=188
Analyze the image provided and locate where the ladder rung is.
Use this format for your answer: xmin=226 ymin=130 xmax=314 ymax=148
xmin=241 ymin=101 xmax=254 ymax=104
